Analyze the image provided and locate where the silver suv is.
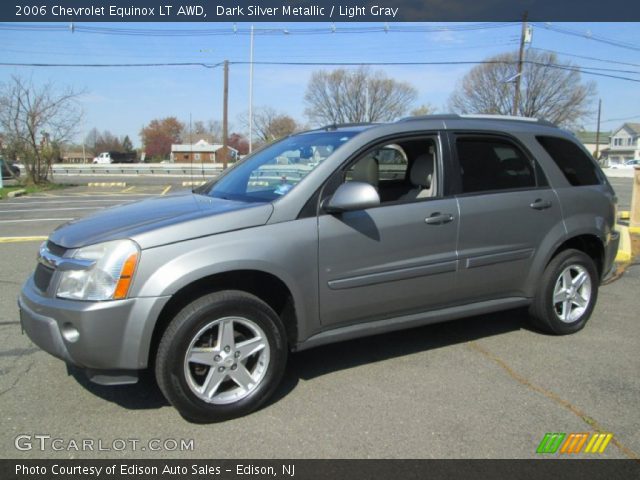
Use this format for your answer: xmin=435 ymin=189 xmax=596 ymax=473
xmin=19 ymin=115 xmax=620 ymax=422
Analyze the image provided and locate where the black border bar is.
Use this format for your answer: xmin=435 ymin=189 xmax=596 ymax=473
xmin=3 ymin=459 xmax=640 ymax=480
xmin=2 ymin=0 xmax=640 ymax=22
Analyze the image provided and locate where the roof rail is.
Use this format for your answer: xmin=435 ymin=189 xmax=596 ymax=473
xmin=315 ymin=122 xmax=378 ymax=131
xmin=459 ymin=114 xmax=556 ymax=126
xmin=397 ymin=114 xmax=461 ymax=122
xmin=398 ymin=113 xmax=556 ymax=127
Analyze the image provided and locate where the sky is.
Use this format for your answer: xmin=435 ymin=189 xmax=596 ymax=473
xmin=1 ymin=21 xmax=639 ymax=147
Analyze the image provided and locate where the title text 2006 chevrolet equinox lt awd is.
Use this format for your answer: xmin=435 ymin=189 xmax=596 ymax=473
xmin=19 ymin=115 xmax=619 ymax=422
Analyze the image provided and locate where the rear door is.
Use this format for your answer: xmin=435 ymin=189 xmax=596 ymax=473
xmin=450 ymin=133 xmax=564 ymax=301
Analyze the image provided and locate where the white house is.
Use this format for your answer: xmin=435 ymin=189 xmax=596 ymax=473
xmin=607 ymin=123 xmax=640 ymax=165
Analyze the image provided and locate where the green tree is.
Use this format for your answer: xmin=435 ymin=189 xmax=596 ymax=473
xmin=122 ymin=135 xmax=134 ymax=152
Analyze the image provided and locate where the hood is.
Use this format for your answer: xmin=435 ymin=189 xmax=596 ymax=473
xmin=49 ymin=192 xmax=274 ymax=249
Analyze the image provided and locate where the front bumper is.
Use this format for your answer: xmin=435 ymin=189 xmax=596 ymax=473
xmin=19 ymin=275 xmax=170 ymax=378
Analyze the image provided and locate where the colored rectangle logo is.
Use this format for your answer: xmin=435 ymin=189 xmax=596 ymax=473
xmin=537 ymin=432 xmax=613 ymax=455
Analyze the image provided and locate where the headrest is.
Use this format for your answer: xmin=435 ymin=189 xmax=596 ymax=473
xmin=410 ymin=153 xmax=434 ymax=188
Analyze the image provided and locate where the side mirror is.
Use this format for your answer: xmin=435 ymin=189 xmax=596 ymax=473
xmin=323 ymin=182 xmax=380 ymax=213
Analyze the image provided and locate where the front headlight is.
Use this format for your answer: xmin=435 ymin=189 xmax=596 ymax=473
xmin=57 ymin=239 xmax=140 ymax=301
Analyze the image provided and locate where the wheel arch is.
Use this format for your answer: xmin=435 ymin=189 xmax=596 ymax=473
xmin=146 ymin=269 xmax=298 ymax=369
xmin=547 ymin=233 xmax=605 ymax=279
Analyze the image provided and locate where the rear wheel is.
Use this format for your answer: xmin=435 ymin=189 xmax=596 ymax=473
xmin=529 ymin=249 xmax=599 ymax=335
xmin=155 ymin=290 xmax=287 ymax=422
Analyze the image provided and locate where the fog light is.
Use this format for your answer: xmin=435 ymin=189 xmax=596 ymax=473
xmin=61 ymin=323 xmax=80 ymax=343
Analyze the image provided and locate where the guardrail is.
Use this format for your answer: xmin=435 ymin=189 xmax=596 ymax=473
xmin=47 ymin=163 xmax=226 ymax=176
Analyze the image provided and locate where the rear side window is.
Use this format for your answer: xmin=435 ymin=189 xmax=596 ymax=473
xmin=456 ymin=137 xmax=536 ymax=194
xmin=537 ymin=136 xmax=602 ymax=186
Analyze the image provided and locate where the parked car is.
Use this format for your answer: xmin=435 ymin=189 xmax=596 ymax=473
xmin=610 ymin=159 xmax=640 ymax=169
xmin=19 ymin=115 xmax=619 ymax=422
xmin=1 ymin=158 xmax=21 ymax=179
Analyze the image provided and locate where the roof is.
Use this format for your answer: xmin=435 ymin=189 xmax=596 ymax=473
xmin=574 ymin=131 xmax=610 ymax=144
xmin=626 ymin=123 xmax=640 ymax=134
xmin=171 ymin=139 xmax=237 ymax=153
xmin=611 ymin=123 xmax=640 ymax=137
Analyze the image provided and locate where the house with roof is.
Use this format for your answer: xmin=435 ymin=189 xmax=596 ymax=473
xmin=607 ymin=123 xmax=640 ymax=165
xmin=574 ymin=130 xmax=610 ymax=161
xmin=170 ymin=139 xmax=238 ymax=163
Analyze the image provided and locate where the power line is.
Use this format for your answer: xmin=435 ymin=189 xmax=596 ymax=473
xmin=530 ymin=47 xmax=640 ymax=69
xmin=531 ymin=23 xmax=640 ymax=52
xmin=2 ymin=59 xmax=639 ymax=82
xmin=601 ymin=114 xmax=640 ymax=123
xmin=0 ymin=61 xmax=224 ymax=68
xmin=0 ymin=22 xmax=519 ymax=36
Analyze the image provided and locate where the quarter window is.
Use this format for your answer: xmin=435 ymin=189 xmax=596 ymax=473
xmin=456 ymin=137 xmax=536 ymax=194
xmin=537 ymin=136 xmax=603 ymax=186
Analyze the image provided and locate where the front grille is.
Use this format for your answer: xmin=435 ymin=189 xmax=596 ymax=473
xmin=46 ymin=241 xmax=67 ymax=257
xmin=34 ymin=263 xmax=54 ymax=292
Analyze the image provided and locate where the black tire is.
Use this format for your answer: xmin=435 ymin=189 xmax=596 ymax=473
xmin=529 ymin=249 xmax=599 ymax=335
xmin=155 ymin=290 xmax=287 ymax=423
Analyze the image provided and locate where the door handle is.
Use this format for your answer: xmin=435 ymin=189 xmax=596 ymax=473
xmin=425 ymin=213 xmax=454 ymax=225
xmin=530 ymin=199 xmax=552 ymax=210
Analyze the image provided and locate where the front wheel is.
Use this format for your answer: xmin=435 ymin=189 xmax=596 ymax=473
xmin=529 ymin=249 xmax=599 ymax=335
xmin=155 ymin=290 xmax=288 ymax=422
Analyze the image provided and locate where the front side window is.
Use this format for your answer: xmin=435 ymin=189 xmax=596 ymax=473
xmin=201 ymin=131 xmax=358 ymax=202
xmin=456 ymin=136 xmax=536 ymax=194
xmin=343 ymin=138 xmax=438 ymax=204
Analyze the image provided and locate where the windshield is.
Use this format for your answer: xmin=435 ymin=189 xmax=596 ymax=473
xmin=201 ymin=131 xmax=358 ymax=202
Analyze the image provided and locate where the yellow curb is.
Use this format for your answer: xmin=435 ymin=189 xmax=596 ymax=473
xmin=618 ymin=210 xmax=630 ymax=220
xmin=88 ymin=182 xmax=126 ymax=187
xmin=181 ymin=181 xmax=206 ymax=187
xmin=161 ymin=185 xmax=172 ymax=195
xmin=0 ymin=236 xmax=48 ymax=243
xmin=615 ymin=225 xmax=632 ymax=262
xmin=630 ymin=226 xmax=640 ymax=234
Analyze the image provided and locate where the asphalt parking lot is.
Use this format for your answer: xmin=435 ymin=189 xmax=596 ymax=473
xmin=0 ymin=182 xmax=638 ymax=460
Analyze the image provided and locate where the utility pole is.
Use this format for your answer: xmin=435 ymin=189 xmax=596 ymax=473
xmin=513 ymin=11 xmax=528 ymax=116
xmin=595 ymin=98 xmax=602 ymax=163
xmin=222 ymin=60 xmax=229 ymax=170
xmin=248 ymin=24 xmax=255 ymax=153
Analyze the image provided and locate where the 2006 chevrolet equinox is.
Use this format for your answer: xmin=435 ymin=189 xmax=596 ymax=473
xmin=19 ymin=115 xmax=620 ymax=422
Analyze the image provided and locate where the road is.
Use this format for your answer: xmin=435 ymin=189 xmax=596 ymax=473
xmin=0 ymin=184 xmax=638 ymax=460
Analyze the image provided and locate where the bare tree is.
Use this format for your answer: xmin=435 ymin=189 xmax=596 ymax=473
xmin=206 ymin=120 xmax=223 ymax=143
xmin=239 ymin=107 xmax=300 ymax=145
xmin=304 ymin=67 xmax=417 ymax=125
xmin=448 ymin=51 xmax=596 ymax=127
xmin=0 ymin=75 xmax=83 ymax=184
xmin=180 ymin=119 xmax=225 ymax=144
xmin=410 ymin=103 xmax=438 ymax=116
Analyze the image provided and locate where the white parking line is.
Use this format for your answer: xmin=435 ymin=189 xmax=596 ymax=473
xmin=1 ymin=199 xmax=134 ymax=205
xmin=0 ymin=207 xmax=104 ymax=213
xmin=0 ymin=218 xmax=74 ymax=223
xmin=26 ymin=192 xmax=157 ymax=198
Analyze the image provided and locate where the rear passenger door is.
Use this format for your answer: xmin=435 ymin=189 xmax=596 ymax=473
xmin=450 ymin=133 xmax=564 ymax=301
